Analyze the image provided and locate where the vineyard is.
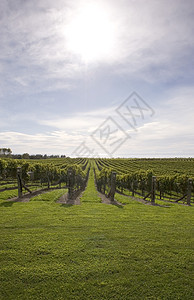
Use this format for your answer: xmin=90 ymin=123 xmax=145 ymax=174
xmin=0 ymin=157 xmax=89 ymax=201
xmin=94 ymin=158 xmax=194 ymax=205
xmin=0 ymin=157 xmax=193 ymax=300
xmin=0 ymin=157 xmax=194 ymax=205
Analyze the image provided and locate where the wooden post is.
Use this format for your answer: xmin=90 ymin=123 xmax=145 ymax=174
xmin=17 ymin=167 xmax=22 ymax=198
xmin=109 ymin=172 xmax=117 ymax=202
xmin=47 ymin=176 xmax=50 ymax=189
xmin=46 ymin=171 xmax=51 ymax=189
xmin=187 ymin=178 xmax=192 ymax=206
xmin=27 ymin=171 xmax=34 ymax=181
xmin=132 ymin=182 xmax=134 ymax=197
xmin=151 ymin=176 xmax=156 ymax=204
xmin=103 ymin=180 xmax=106 ymax=194
xmin=67 ymin=168 xmax=74 ymax=200
xmin=142 ymin=180 xmax=145 ymax=197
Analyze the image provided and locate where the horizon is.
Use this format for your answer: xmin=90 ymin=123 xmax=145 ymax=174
xmin=1 ymin=151 xmax=194 ymax=159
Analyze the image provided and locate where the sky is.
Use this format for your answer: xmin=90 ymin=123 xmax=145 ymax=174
xmin=0 ymin=0 xmax=194 ymax=157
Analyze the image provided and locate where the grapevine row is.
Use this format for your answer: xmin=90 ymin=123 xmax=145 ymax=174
xmin=0 ymin=158 xmax=90 ymax=198
xmin=93 ymin=159 xmax=194 ymax=203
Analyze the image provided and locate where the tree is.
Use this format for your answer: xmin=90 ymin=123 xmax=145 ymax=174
xmin=7 ymin=148 xmax=12 ymax=155
xmin=22 ymin=153 xmax=30 ymax=159
xmin=0 ymin=148 xmax=12 ymax=156
xmin=35 ymin=154 xmax=43 ymax=159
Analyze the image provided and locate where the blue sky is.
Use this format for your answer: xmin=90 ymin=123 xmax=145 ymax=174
xmin=0 ymin=0 xmax=194 ymax=157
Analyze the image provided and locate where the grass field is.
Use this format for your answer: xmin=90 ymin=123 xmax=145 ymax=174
xmin=0 ymin=169 xmax=193 ymax=300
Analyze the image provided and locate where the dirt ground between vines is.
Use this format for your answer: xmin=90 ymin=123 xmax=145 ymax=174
xmin=57 ymin=191 xmax=82 ymax=205
xmin=97 ymin=191 xmax=123 ymax=206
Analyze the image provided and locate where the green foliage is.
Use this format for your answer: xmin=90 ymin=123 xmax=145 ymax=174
xmin=0 ymin=159 xmax=7 ymax=177
xmin=5 ymin=159 xmax=19 ymax=178
xmin=0 ymin=158 xmax=89 ymax=186
xmin=93 ymin=158 xmax=194 ymax=202
xmin=95 ymin=167 xmax=113 ymax=195
xmin=95 ymin=157 xmax=194 ymax=177
xmin=116 ymin=169 xmax=154 ymax=192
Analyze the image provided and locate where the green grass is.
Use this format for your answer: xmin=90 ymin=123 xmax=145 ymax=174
xmin=0 ymin=170 xmax=193 ymax=300
xmin=0 ymin=186 xmax=66 ymax=202
xmin=30 ymin=189 xmax=67 ymax=202
xmin=81 ymin=168 xmax=101 ymax=203
xmin=0 ymin=189 xmax=18 ymax=201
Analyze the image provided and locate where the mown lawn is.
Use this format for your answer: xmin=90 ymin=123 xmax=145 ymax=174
xmin=0 ymin=170 xmax=193 ymax=300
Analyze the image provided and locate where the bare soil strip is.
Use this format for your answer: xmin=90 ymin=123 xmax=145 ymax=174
xmin=57 ymin=191 xmax=82 ymax=205
xmin=97 ymin=190 xmax=123 ymax=206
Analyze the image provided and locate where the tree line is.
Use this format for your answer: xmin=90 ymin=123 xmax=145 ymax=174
xmin=0 ymin=148 xmax=66 ymax=159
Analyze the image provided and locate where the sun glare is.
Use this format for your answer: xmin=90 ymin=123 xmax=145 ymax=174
xmin=65 ymin=3 xmax=116 ymax=63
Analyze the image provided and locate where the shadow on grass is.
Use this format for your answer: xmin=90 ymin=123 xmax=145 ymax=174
xmin=0 ymin=201 xmax=15 ymax=207
xmin=60 ymin=204 xmax=74 ymax=208
xmin=153 ymin=204 xmax=171 ymax=208
xmin=113 ymin=203 xmax=124 ymax=209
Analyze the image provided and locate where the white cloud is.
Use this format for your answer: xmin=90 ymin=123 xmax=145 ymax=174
xmin=39 ymin=105 xmax=117 ymax=133
xmin=1 ymin=0 xmax=193 ymax=98
xmin=0 ymin=130 xmax=83 ymax=155
xmin=1 ymin=85 xmax=193 ymax=157
xmin=118 ymin=87 xmax=194 ymax=156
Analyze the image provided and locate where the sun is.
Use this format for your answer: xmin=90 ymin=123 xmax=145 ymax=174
xmin=64 ymin=3 xmax=116 ymax=63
